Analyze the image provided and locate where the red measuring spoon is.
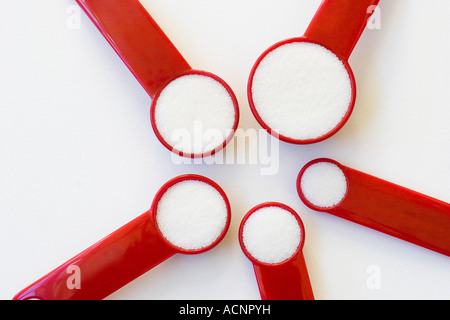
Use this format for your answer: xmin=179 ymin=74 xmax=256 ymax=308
xmin=13 ymin=174 xmax=231 ymax=300
xmin=238 ymin=202 xmax=314 ymax=300
xmin=76 ymin=0 xmax=239 ymax=158
xmin=248 ymin=0 xmax=380 ymax=145
xmin=297 ymin=158 xmax=450 ymax=257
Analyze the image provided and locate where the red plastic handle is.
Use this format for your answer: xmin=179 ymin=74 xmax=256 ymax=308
xmin=253 ymin=253 xmax=314 ymax=300
xmin=298 ymin=159 xmax=450 ymax=257
xmin=13 ymin=211 xmax=177 ymax=300
xmin=76 ymin=0 xmax=191 ymax=97
xmin=303 ymin=0 xmax=380 ymax=60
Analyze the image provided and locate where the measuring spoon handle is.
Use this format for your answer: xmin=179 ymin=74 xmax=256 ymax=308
xmin=304 ymin=0 xmax=380 ymax=60
xmin=13 ymin=212 xmax=176 ymax=300
xmin=334 ymin=164 xmax=450 ymax=256
xmin=253 ymin=253 xmax=314 ymax=300
xmin=76 ymin=0 xmax=191 ymax=97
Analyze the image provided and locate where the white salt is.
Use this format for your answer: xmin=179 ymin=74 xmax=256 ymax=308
xmin=242 ymin=206 xmax=301 ymax=264
xmin=300 ymin=162 xmax=348 ymax=208
xmin=155 ymin=179 xmax=228 ymax=251
xmin=154 ymin=74 xmax=236 ymax=155
xmin=251 ymin=42 xmax=353 ymax=140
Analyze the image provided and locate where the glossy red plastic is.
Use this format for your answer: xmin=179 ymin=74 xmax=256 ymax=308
xmin=76 ymin=0 xmax=239 ymax=158
xmin=248 ymin=0 xmax=380 ymax=145
xmin=76 ymin=0 xmax=190 ymax=97
xmin=297 ymin=158 xmax=450 ymax=257
xmin=303 ymin=0 xmax=380 ymax=61
xmin=238 ymin=203 xmax=314 ymax=300
xmin=13 ymin=175 xmax=231 ymax=300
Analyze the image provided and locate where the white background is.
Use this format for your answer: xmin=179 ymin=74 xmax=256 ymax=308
xmin=1 ymin=0 xmax=449 ymax=300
